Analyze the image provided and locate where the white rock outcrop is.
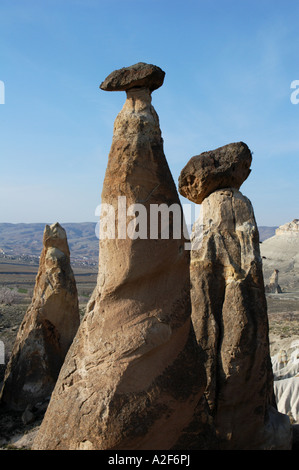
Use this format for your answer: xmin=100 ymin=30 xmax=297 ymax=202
xmin=275 ymin=219 xmax=299 ymax=237
xmin=272 ymin=340 xmax=299 ymax=423
xmin=261 ymin=219 xmax=299 ymax=290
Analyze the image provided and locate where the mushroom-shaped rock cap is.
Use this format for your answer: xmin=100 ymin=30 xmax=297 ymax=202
xmin=100 ymin=62 xmax=165 ymax=92
xmin=178 ymin=142 xmax=252 ymax=204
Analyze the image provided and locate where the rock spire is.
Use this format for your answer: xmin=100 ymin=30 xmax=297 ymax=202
xmin=33 ymin=63 xmax=214 ymax=450
xmin=0 ymin=223 xmax=80 ymax=411
xmin=265 ymin=269 xmax=282 ymax=294
xmin=179 ymin=143 xmax=292 ymax=449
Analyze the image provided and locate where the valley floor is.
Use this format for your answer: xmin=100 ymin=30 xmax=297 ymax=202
xmin=0 ymin=280 xmax=298 ymax=450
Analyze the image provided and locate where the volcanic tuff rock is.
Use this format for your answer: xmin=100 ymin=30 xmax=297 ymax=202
xmin=275 ymin=219 xmax=299 ymax=236
xmin=265 ymin=269 xmax=282 ymax=294
xmin=272 ymin=339 xmax=299 ymax=424
xmin=0 ymin=223 xmax=80 ymax=411
xmin=178 ymin=140 xmax=292 ymax=449
xmin=261 ymin=219 xmax=299 ymax=291
xmin=178 ymin=142 xmax=252 ymax=204
xmin=188 ymin=188 xmax=291 ymax=449
xmin=33 ymin=63 xmax=215 ymax=450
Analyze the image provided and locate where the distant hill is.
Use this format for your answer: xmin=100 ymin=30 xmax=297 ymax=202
xmin=0 ymin=222 xmax=99 ymax=265
xmin=258 ymin=226 xmax=278 ymax=242
xmin=0 ymin=222 xmax=277 ymax=265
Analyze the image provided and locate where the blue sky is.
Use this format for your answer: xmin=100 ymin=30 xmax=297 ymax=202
xmin=0 ymin=0 xmax=298 ymax=226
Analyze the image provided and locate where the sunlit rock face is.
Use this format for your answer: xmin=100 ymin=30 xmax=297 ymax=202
xmin=179 ymin=143 xmax=292 ymax=450
xmin=33 ymin=63 xmax=215 ymax=451
xmin=0 ymin=223 xmax=80 ymax=411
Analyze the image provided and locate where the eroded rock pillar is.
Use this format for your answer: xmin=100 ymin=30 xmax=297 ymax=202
xmin=179 ymin=142 xmax=292 ymax=449
xmin=33 ymin=63 xmax=214 ymax=450
xmin=0 ymin=223 xmax=80 ymax=411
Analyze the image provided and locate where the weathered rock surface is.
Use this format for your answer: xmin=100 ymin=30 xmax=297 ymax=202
xmin=189 ymin=188 xmax=292 ymax=449
xmin=178 ymin=142 xmax=252 ymax=204
xmin=265 ymin=269 xmax=282 ymax=294
xmin=276 ymin=219 xmax=299 ymax=236
xmin=274 ymin=378 xmax=299 ymax=424
xmin=100 ymin=62 xmax=165 ymax=92
xmin=272 ymin=339 xmax=299 ymax=381
xmin=0 ymin=223 xmax=80 ymax=411
xmin=261 ymin=219 xmax=299 ymax=291
xmin=33 ymin=64 xmax=214 ymax=450
xmin=271 ymin=339 xmax=299 ymax=425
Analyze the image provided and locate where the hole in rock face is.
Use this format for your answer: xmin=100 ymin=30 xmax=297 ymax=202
xmin=187 ymin=175 xmax=196 ymax=186
xmin=213 ymin=157 xmax=221 ymax=169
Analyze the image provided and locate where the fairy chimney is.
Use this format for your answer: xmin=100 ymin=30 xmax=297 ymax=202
xmin=33 ymin=63 xmax=215 ymax=450
xmin=0 ymin=223 xmax=80 ymax=411
xmin=179 ymin=143 xmax=292 ymax=450
xmin=265 ymin=269 xmax=282 ymax=293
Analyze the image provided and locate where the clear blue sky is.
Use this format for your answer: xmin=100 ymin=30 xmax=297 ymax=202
xmin=0 ymin=0 xmax=298 ymax=226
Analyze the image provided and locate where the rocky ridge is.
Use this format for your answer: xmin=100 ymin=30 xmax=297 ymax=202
xmin=261 ymin=219 xmax=299 ymax=291
xmin=276 ymin=219 xmax=299 ymax=236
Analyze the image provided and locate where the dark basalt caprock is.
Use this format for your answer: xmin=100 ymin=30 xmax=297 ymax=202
xmin=100 ymin=62 xmax=165 ymax=92
xmin=178 ymin=141 xmax=252 ymax=204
